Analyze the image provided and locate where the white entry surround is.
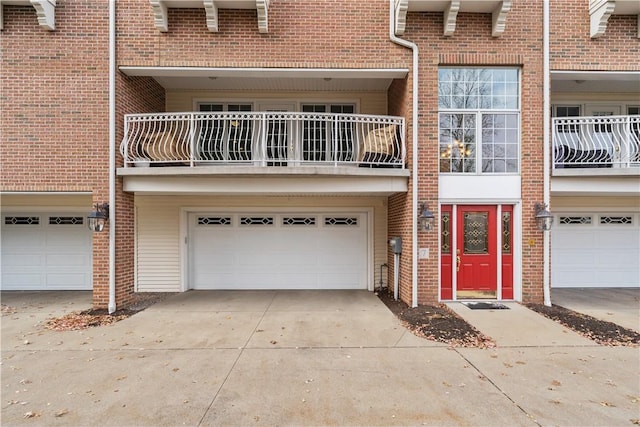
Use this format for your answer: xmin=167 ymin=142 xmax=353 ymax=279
xmin=187 ymin=209 xmax=370 ymax=290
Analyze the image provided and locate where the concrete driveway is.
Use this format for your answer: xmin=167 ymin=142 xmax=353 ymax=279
xmin=2 ymin=290 xmax=639 ymax=426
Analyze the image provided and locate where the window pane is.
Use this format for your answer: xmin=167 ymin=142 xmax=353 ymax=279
xmin=481 ymin=113 xmax=519 ymax=173
xmin=439 ymin=113 xmax=476 ymax=173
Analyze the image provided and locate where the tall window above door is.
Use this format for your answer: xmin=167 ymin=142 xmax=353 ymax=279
xmin=438 ymin=68 xmax=520 ymax=174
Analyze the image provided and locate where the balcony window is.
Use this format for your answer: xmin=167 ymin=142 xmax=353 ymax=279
xmin=438 ymin=68 xmax=520 ymax=174
xmin=301 ymin=104 xmax=355 ymax=163
xmin=198 ymin=103 xmax=253 ymax=162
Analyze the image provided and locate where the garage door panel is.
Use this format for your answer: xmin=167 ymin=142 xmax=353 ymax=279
xmin=552 ymin=213 xmax=639 ymax=288
xmin=47 ymin=254 xmax=91 ymax=267
xmin=189 ymin=212 xmax=368 ymax=290
xmin=3 ymin=253 xmax=44 ymax=268
xmin=46 ymin=273 xmax=91 ymax=288
xmin=1 ymin=213 xmax=92 ymax=290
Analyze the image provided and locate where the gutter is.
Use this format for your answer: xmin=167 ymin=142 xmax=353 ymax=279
xmin=108 ymin=0 xmax=116 ymax=314
xmin=389 ymin=0 xmax=419 ymax=307
xmin=542 ymin=0 xmax=551 ymax=307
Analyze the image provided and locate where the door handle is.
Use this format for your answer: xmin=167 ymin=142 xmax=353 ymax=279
xmin=456 ymin=249 xmax=461 ymax=272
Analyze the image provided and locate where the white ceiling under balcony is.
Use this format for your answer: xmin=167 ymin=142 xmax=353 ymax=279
xmin=119 ymin=67 xmax=409 ymax=92
xmin=551 ymin=71 xmax=640 ymax=93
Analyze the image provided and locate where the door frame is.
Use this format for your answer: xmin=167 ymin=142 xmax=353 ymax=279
xmin=439 ymin=202 xmax=521 ymax=301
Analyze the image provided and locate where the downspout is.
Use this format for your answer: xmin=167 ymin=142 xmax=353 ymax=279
xmin=108 ymin=0 xmax=116 ymax=314
xmin=542 ymin=0 xmax=551 ymax=307
xmin=389 ymin=0 xmax=419 ymax=307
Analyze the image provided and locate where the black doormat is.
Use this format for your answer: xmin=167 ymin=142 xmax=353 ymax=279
xmin=462 ymin=302 xmax=510 ymax=310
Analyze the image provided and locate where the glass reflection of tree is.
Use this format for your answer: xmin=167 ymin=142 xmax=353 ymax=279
xmin=439 ymin=69 xmax=493 ymax=173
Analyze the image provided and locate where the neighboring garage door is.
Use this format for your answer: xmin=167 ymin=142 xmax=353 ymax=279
xmin=189 ymin=212 xmax=368 ymax=290
xmin=1 ymin=213 xmax=92 ymax=290
xmin=552 ymin=213 xmax=640 ymax=288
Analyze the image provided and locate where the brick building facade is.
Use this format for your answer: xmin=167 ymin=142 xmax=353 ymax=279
xmin=2 ymin=0 xmax=638 ymax=309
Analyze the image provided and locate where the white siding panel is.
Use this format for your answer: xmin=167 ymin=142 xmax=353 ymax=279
xmin=136 ymin=204 xmax=182 ymax=292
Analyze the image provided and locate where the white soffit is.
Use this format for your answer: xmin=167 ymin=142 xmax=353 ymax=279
xmin=551 ymin=71 xmax=640 ymax=93
xmin=0 ymin=0 xmax=56 ymax=31
xmin=119 ymin=67 xmax=409 ymax=91
xmin=590 ymin=0 xmax=640 ymax=38
xmin=150 ymin=0 xmax=269 ymax=33
xmin=395 ymin=0 xmax=511 ymax=37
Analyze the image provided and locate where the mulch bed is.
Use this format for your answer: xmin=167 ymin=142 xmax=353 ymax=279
xmin=377 ymin=290 xmax=496 ymax=348
xmin=525 ymin=303 xmax=640 ymax=347
xmin=44 ymin=293 xmax=174 ymax=331
xmin=377 ymin=289 xmax=639 ymax=348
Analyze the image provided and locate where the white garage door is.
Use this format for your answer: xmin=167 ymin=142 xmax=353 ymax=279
xmin=1 ymin=213 xmax=92 ymax=290
xmin=189 ymin=212 xmax=368 ymax=290
xmin=552 ymin=213 xmax=640 ymax=288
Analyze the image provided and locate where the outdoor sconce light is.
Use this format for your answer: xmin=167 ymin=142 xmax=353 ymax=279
xmin=418 ymin=203 xmax=435 ymax=232
xmin=534 ymin=202 xmax=553 ymax=231
xmin=87 ymin=203 xmax=109 ymax=232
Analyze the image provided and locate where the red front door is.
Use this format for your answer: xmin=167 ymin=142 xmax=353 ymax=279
xmin=456 ymin=205 xmax=497 ymax=299
xmin=440 ymin=204 xmax=514 ymax=300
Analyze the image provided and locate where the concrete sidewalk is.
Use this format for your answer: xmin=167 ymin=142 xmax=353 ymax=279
xmin=2 ymin=290 xmax=639 ymax=426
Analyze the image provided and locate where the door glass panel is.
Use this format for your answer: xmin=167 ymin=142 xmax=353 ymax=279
xmin=441 ymin=212 xmax=451 ymax=254
xmin=502 ymin=211 xmax=511 ymax=254
xmin=463 ymin=212 xmax=488 ymax=254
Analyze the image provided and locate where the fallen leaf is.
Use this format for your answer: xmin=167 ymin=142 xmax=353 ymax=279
xmin=54 ymin=409 xmax=69 ymax=417
xmin=551 ymin=380 xmax=562 ymax=386
xmin=23 ymin=411 xmax=39 ymax=418
xmin=599 ymin=401 xmax=616 ymax=407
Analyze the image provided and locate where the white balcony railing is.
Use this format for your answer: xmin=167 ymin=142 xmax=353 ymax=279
xmin=553 ymin=115 xmax=640 ymax=170
xmin=120 ymin=112 xmax=405 ymax=169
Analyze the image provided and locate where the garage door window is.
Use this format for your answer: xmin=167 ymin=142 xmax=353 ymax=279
xmin=559 ymin=216 xmax=592 ymax=225
xmin=240 ymin=216 xmax=274 ymax=226
xmin=49 ymin=216 xmax=84 ymax=225
xmin=600 ymin=216 xmax=633 ymax=225
xmin=282 ymin=217 xmax=316 ymax=226
xmin=198 ymin=216 xmax=232 ymax=226
xmin=324 ymin=217 xmax=358 ymax=226
xmin=5 ymin=216 xmax=39 ymax=225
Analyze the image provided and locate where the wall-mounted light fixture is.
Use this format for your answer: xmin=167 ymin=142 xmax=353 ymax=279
xmin=534 ymin=202 xmax=553 ymax=231
xmin=418 ymin=203 xmax=435 ymax=232
xmin=87 ymin=203 xmax=109 ymax=232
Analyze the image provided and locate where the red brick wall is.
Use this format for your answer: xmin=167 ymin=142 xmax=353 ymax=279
xmin=402 ymin=2 xmax=545 ymax=304
xmin=1 ymin=3 xmax=109 ymax=191
xmin=116 ymin=0 xmax=408 ymax=68
xmin=551 ymin=0 xmax=639 ymax=70
xmin=109 ymin=75 xmax=165 ymax=309
xmin=387 ymin=76 xmax=414 ymax=304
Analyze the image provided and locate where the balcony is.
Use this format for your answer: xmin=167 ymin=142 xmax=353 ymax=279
xmin=118 ymin=111 xmax=408 ymax=196
xmin=121 ymin=111 xmax=405 ymax=169
xmin=552 ymin=115 xmax=640 ymax=175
